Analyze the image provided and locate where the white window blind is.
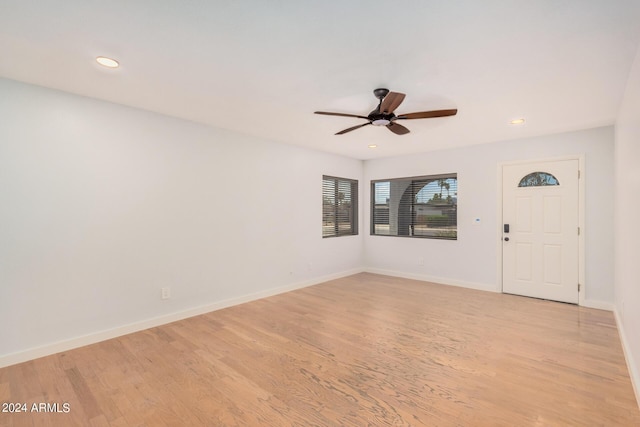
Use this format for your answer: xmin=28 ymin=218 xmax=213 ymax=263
xmin=322 ymin=175 xmax=358 ymax=238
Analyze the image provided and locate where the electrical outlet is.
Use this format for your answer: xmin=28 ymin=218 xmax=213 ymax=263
xmin=161 ymin=287 xmax=171 ymax=300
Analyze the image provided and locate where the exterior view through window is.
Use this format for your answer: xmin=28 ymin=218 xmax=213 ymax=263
xmin=372 ymin=173 xmax=457 ymax=240
xmin=518 ymin=171 xmax=560 ymax=187
xmin=322 ymin=175 xmax=358 ymax=238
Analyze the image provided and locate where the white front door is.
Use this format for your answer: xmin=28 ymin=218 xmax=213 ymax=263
xmin=502 ymin=159 xmax=579 ymax=303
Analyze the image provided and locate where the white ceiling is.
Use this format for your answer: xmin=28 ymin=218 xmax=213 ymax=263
xmin=1 ymin=1 xmax=639 ymax=160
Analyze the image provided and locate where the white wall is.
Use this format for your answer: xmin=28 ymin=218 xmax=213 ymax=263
xmin=364 ymin=127 xmax=615 ymax=305
xmin=615 ymin=41 xmax=640 ymax=402
xmin=0 ymin=78 xmax=363 ymax=365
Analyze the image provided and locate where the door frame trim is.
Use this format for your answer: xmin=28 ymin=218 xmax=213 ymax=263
xmin=496 ymin=155 xmax=585 ymax=305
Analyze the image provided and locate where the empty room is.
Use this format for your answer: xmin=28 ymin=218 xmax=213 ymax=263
xmin=1 ymin=1 xmax=640 ymax=425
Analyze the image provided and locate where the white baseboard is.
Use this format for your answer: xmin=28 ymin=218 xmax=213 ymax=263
xmin=365 ymin=269 xmax=617 ymax=311
xmin=364 ymin=267 xmax=497 ymax=293
xmin=0 ymin=268 xmax=364 ymax=369
xmin=614 ymin=308 xmax=640 ymax=410
xmin=582 ymin=299 xmax=615 ymax=311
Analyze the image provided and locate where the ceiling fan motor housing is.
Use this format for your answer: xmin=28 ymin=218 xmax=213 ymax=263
xmin=370 ymin=113 xmax=393 ymax=126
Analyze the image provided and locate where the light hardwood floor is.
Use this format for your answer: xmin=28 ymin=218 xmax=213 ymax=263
xmin=1 ymin=273 xmax=639 ymax=426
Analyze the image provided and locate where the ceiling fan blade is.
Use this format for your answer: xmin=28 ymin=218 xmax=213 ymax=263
xmin=396 ymin=109 xmax=458 ymax=120
xmin=315 ymin=111 xmax=369 ymax=120
xmin=387 ymin=122 xmax=410 ymax=135
xmin=336 ymin=122 xmax=371 ymax=135
xmin=379 ymin=92 xmax=406 ymax=114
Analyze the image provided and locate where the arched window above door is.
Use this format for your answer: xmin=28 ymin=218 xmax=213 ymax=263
xmin=518 ymin=171 xmax=559 ymax=187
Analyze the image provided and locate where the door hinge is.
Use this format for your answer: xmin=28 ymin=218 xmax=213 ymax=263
xmin=578 ymin=170 xmax=581 ymax=179
xmin=578 ymin=227 xmax=580 ymax=235
xmin=578 ymin=283 xmax=581 ymax=292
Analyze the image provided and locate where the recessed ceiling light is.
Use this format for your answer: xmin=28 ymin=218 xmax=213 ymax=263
xmin=96 ymin=56 xmax=119 ymax=68
xmin=510 ymin=118 xmax=525 ymax=125
xmin=368 ymin=144 xmax=378 ymax=149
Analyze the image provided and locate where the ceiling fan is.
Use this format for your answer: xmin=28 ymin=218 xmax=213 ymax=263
xmin=315 ymin=88 xmax=457 ymax=135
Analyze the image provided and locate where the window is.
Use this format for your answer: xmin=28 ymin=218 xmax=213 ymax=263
xmin=518 ymin=171 xmax=559 ymax=187
xmin=322 ymin=175 xmax=358 ymax=238
xmin=371 ymin=173 xmax=457 ymax=240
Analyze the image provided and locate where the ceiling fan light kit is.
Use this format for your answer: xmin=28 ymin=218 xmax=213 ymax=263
xmin=372 ymin=118 xmax=390 ymax=126
xmin=315 ymin=88 xmax=457 ymax=135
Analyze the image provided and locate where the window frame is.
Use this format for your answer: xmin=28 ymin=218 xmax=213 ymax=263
xmin=322 ymin=175 xmax=358 ymax=238
xmin=370 ymin=173 xmax=458 ymax=240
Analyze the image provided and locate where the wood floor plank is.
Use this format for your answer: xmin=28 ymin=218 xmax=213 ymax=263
xmin=1 ymin=273 xmax=639 ymax=426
